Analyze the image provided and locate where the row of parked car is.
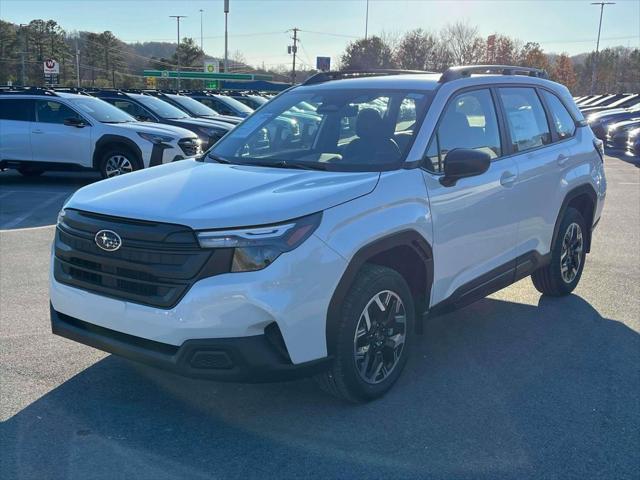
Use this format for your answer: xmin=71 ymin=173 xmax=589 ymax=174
xmin=0 ymin=87 xmax=278 ymax=178
xmin=574 ymin=93 xmax=640 ymax=157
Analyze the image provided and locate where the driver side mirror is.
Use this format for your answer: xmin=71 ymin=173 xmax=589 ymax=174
xmin=64 ymin=117 xmax=86 ymax=128
xmin=440 ymin=148 xmax=491 ymax=187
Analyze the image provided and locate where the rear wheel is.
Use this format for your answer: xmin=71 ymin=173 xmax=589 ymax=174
xmin=99 ymin=148 xmax=141 ymax=179
xmin=316 ymin=264 xmax=414 ymax=402
xmin=531 ymin=207 xmax=587 ymax=296
xmin=17 ymin=167 xmax=44 ymax=177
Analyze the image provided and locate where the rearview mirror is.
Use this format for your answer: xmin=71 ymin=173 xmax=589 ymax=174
xmin=64 ymin=117 xmax=86 ymax=128
xmin=440 ymin=148 xmax=491 ymax=187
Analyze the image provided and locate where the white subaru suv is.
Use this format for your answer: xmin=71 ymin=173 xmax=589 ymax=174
xmin=50 ymin=66 xmax=606 ymax=402
xmin=0 ymin=88 xmax=201 ymax=178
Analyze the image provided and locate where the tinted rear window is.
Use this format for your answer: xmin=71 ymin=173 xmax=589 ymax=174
xmin=0 ymin=99 xmax=34 ymax=121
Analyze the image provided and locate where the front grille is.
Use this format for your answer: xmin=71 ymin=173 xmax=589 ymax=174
xmin=54 ymin=209 xmax=233 ymax=309
xmin=178 ymin=138 xmax=202 ymax=157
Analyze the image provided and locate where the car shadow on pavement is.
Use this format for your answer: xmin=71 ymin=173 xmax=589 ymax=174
xmin=605 ymin=149 xmax=639 ymax=167
xmin=2 ymin=295 xmax=638 ymax=480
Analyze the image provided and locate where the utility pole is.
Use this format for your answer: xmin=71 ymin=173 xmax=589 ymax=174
xmin=200 ymin=9 xmax=205 ymax=88
xmin=590 ymin=2 xmax=615 ymax=94
xmin=170 ymin=15 xmax=186 ymax=89
xmin=289 ymin=28 xmax=299 ymax=84
xmin=365 ymin=0 xmax=369 ymax=40
xmin=20 ymin=24 xmax=27 ymax=86
xmin=75 ymin=36 xmax=80 ymax=87
xmin=224 ymin=0 xmax=229 ymax=72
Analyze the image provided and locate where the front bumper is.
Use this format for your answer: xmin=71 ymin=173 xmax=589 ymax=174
xmin=51 ymin=304 xmax=331 ymax=382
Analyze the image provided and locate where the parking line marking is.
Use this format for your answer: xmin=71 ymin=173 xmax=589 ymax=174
xmin=0 ymin=192 xmax=67 ymax=230
xmin=0 ymin=224 xmax=56 ymax=233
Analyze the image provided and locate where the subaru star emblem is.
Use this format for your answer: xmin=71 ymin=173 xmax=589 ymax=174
xmin=95 ymin=230 xmax=122 ymax=252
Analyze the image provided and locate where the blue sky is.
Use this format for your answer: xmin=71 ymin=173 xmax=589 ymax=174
xmin=1 ymin=0 xmax=638 ymax=69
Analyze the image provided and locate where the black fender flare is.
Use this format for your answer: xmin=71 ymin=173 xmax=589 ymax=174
xmin=552 ymin=183 xmax=598 ymax=252
xmin=93 ymin=135 xmax=143 ymax=169
xmin=325 ymin=230 xmax=433 ymax=355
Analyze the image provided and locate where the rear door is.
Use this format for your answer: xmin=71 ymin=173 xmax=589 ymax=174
xmin=32 ymin=100 xmax=93 ymax=167
xmin=0 ymin=98 xmax=34 ymax=162
xmin=497 ymin=87 xmax=574 ymax=258
xmin=422 ymin=88 xmax=520 ymax=305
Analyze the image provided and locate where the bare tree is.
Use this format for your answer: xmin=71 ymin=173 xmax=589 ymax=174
xmin=441 ymin=22 xmax=484 ymax=65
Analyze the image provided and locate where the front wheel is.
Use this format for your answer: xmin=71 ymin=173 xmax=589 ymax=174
xmin=532 ymin=207 xmax=587 ymax=296
xmin=99 ymin=149 xmax=141 ymax=179
xmin=316 ymin=264 xmax=414 ymax=402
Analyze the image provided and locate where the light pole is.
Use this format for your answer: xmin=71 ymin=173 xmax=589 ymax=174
xmin=590 ymin=2 xmax=615 ymax=94
xmin=365 ymin=0 xmax=369 ymax=40
xmin=170 ymin=15 xmax=186 ymax=89
xmin=224 ymin=0 xmax=229 ymax=72
xmin=199 ymin=9 xmax=204 ymax=52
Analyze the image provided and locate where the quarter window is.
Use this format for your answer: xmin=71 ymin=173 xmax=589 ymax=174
xmin=499 ymin=88 xmax=551 ymax=153
xmin=35 ymin=101 xmax=82 ymax=124
xmin=424 ymin=89 xmax=502 ymax=173
xmin=111 ymin=100 xmax=151 ymax=120
xmin=540 ymin=90 xmax=576 ymax=139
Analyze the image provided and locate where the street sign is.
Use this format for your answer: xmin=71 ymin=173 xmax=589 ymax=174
xmin=43 ymin=59 xmax=60 ymax=74
xmin=316 ymin=56 xmax=331 ymax=72
xmin=146 ymin=77 xmax=157 ymax=88
xmin=206 ymin=81 xmax=219 ymax=90
xmin=204 ymin=61 xmax=219 ymax=74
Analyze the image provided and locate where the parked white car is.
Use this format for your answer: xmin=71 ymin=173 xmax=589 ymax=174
xmin=0 ymin=88 xmax=201 ymax=178
xmin=50 ymin=66 xmax=606 ymax=402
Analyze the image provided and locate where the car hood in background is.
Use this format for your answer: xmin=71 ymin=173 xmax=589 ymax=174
xmin=66 ymin=160 xmax=380 ymax=230
xmin=109 ymin=121 xmax=198 ymax=138
xmin=168 ymin=117 xmax=232 ymax=131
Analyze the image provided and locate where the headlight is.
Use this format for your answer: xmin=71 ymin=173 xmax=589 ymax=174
xmin=137 ymin=132 xmax=174 ymax=144
xmin=587 ymin=115 xmax=599 ymax=124
xmin=196 ymin=213 xmax=321 ymax=272
xmin=57 ymin=208 xmax=67 ymax=226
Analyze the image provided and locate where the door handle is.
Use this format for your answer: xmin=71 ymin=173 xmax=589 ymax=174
xmin=500 ymin=171 xmax=517 ymax=187
xmin=557 ymin=154 xmax=569 ymax=166
xmin=32 ymin=129 xmax=44 ymax=134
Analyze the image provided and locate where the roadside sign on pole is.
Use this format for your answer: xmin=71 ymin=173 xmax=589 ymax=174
xmin=206 ymin=81 xmax=219 ymax=90
xmin=146 ymin=77 xmax=157 ymax=88
xmin=316 ymin=56 xmax=331 ymax=72
xmin=43 ymin=59 xmax=60 ymax=75
xmin=43 ymin=59 xmax=60 ymax=85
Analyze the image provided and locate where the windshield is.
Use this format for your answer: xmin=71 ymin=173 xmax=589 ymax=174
xmin=69 ymin=96 xmax=136 ymax=123
xmin=208 ymin=88 xmax=431 ymax=172
xmin=213 ymin=95 xmax=254 ymax=114
xmin=133 ymin=94 xmax=190 ymax=119
xmin=168 ymin=94 xmax=219 ymax=117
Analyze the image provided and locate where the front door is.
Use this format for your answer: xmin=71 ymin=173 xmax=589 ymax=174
xmin=421 ymin=88 xmax=520 ymax=306
xmin=32 ymin=100 xmax=92 ymax=167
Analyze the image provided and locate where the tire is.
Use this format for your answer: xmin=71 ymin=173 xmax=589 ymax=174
xmin=316 ymin=264 xmax=415 ymax=403
xmin=531 ymin=207 xmax=587 ymax=296
xmin=17 ymin=167 xmax=44 ymax=177
xmin=98 ymin=147 xmax=141 ymax=179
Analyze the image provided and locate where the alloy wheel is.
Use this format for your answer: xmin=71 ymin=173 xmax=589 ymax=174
xmin=353 ymin=290 xmax=407 ymax=385
xmin=560 ymin=222 xmax=583 ymax=283
xmin=104 ymin=155 xmax=134 ymax=177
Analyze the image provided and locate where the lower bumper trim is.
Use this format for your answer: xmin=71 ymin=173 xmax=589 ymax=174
xmin=50 ymin=304 xmax=331 ymax=382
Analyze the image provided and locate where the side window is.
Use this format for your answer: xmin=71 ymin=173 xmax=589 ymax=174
xmin=35 ymin=101 xmax=81 ymax=124
xmin=112 ymin=100 xmax=149 ymax=120
xmin=212 ymin=100 xmax=234 ymax=116
xmin=499 ymin=88 xmax=551 ymax=153
xmin=540 ymin=90 xmax=576 ymax=139
xmin=0 ymin=99 xmax=34 ymax=121
xmin=424 ymin=89 xmax=502 ymax=173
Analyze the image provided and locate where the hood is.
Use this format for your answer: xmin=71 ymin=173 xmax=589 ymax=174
xmin=111 ymin=122 xmax=197 ymax=139
xmin=170 ymin=117 xmax=233 ymax=131
xmin=66 ymin=160 xmax=380 ymax=230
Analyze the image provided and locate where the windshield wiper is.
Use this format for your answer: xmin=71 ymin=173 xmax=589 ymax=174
xmin=206 ymin=153 xmax=233 ymax=164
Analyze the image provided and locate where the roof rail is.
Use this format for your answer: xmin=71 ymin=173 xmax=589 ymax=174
xmin=439 ymin=65 xmax=548 ymax=83
xmin=0 ymin=86 xmax=58 ymax=96
xmin=303 ymin=69 xmax=437 ymax=86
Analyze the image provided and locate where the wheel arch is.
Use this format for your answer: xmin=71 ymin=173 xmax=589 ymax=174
xmin=92 ymin=135 xmax=143 ymax=170
xmin=553 ymin=183 xmax=598 ymax=253
xmin=326 ymin=230 xmax=433 ymax=356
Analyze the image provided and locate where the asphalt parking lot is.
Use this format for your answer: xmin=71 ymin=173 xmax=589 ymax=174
xmin=1 ymin=154 xmax=639 ymax=480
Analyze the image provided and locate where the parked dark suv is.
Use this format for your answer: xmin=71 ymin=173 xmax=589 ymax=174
xmin=89 ymin=90 xmax=232 ymax=149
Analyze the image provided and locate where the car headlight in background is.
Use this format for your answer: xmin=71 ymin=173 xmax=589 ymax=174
xmin=196 ymin=213 xmax=322 ymax=272
xmin=137 ymin=132 xmax=175 ymax=144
